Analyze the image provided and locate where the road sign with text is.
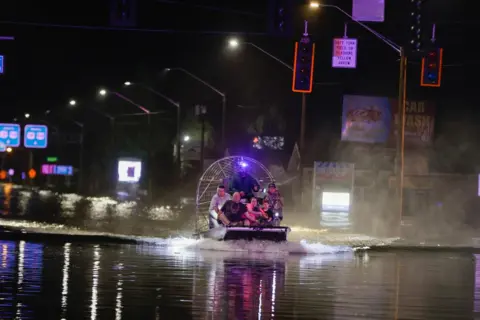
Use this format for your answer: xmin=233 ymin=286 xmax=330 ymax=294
xmin=0 ymin=123 xmax=21 ymax=147
xmin=332 ymin=38 xmax=358 ymax=69
xmin=352 ymin=0 xmax=385 ymax=22
xmin=24 ymin=124 xmax=48 ymax=148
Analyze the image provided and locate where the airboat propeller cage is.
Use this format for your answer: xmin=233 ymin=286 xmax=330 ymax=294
xmin=195 ymin=156 xmax=279 ymax=232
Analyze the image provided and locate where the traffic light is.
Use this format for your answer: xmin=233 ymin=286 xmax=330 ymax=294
xmin=410 ymin=0 xmax=423 ymax=52
xmin=420 ymin=48 xmax=443 ymax=87
xmin=267 ymin=0 xmax=294 ymax=36
xmin=292 ymin=37 xmax=315 ymax=93
xmin=110 ymin=0 xmax=137 ymax=27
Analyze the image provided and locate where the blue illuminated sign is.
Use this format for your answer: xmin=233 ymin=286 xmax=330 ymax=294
xmin=0 ymin=55 xmax=3 ymax=74
xmin=24 ymin=124 xmax=48 ymax=149
xmin=41 ymin=164 xmax=73 ymax=176
xmin=0 ymin=123 xmax=21 ymax=147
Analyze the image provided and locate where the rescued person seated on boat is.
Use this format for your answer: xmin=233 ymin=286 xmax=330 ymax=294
xmin=264 ymin=183 xmax=284 ymax=220
xmin=246 ymin=197 xmax=269 ymax=222
xmin=208 ymin=185 xmax=232 ymax=229
xmin=261 ymin=200 xmax=275 ymax=222
xmin=217 ymin=192 xmax=250 ymax=226
xmin=229 ymin=163 xmax=260 ymax=201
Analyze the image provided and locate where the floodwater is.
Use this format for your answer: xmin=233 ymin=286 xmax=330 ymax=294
xmin=0 ymin=238 xmax=479 ymax=319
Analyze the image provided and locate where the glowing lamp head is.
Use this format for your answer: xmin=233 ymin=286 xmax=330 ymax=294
xmin=239 ymin=161 xmax=248 ymax=168
xmin=228 ymin=38 xmax=239 ymax=48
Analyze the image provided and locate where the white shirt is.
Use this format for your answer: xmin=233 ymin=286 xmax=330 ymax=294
xmin=209 ymin=193 xmax=232 ymax=211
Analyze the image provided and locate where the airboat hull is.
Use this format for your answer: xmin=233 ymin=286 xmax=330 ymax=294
xmin=223 ymin=226 xmax=290 ymax=242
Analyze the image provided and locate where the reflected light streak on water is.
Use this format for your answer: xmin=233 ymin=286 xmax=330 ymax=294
xmin=258 ymin=280 xmax=263 ymax=320
xmin=1 ymin=243 xmax=7 ymax=268
xmin=90 ymin=245 xmax=101 ymax=320
xmin=271 ymin=270 xmax=276 ymax=316
xmin=115 ymin=263 xmax=123 ymax=320
xmin=475 ymin=254 xmax=480 ymax=313
xmin=61 ymin=243 xmax=71 ymax=320
xmin=0 ymin=240 xmax=477 ymax=319
xmin=15 ymin=241 xmax=25 ymax=320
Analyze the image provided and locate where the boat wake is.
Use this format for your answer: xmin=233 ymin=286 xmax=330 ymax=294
xmin=0 ymin=219 xmax=398 ymax=256
xmin=136 ymin=237 xmax=354 ymax=256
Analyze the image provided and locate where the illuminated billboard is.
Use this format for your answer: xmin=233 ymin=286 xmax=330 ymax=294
xmin=117 ymin=158 xmax=142 ymax=183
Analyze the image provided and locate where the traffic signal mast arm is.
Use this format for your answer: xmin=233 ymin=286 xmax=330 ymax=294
xmin=320 ymin=4 xmax=401 ymax=55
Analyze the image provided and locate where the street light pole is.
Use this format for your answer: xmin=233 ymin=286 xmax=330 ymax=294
xmin=99 ymin=88 xmax=154 ymax=195
xmin=227 ymin=40 xmax=308 ymax=193
xmin=73 ymin=121 xmax=84 ymax=193
xmin=124 ymin=84 xmax=182 ymax=175
xmin=165 ymin=68 xmax=227 ymax=153
xmin=310 ymin=3 xmax=406 ymax=228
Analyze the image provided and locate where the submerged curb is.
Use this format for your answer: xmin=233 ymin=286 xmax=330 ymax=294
xmin=0 ymin=226 xmax=138 ymax=244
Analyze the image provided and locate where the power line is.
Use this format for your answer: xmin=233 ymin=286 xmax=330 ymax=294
xmin=0 ymin=20 xmax=268 ymax=36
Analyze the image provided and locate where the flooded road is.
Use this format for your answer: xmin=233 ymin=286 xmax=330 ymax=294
xmin=0 ymin=239 xmax=478 ymax=319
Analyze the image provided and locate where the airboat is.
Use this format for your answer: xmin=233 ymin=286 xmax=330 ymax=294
xmin=195 ymin=156 xmax=290 ymax=242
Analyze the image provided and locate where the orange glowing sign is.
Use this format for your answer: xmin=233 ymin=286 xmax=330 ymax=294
xmin=0 ymin=171 xmax=6 ymax=180
xmin=28 ymin=169 xmax=36 ymax=179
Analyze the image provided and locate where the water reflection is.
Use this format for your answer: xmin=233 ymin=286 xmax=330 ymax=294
xmin=206 ymin=257 xmax=285 ymax=319
xmin=61 ymin=243 xmax=71 ymax=320
xmin=0 ymin=240 xmax=478 ymax=319
xmin=91 ymin=245 xmax=100 ymax=320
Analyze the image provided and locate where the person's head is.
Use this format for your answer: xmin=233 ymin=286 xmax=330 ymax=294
xmin=268 ymin=183 xmax=277 ymax=193
xmin=217 ymin=185 xmax=226 ymax=197
xmin=263 ymin=201 xmax=270 ymax=210
xmin=232 ymin=192 xmax=241 ymax=203
xmin=250 ymin=197 xmax=258 ymax=207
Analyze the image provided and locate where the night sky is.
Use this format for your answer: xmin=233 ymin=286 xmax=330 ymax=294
xmin=0 ymin=0 xmax=475 ymax=172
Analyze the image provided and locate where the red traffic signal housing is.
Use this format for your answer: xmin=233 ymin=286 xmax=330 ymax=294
xmin=292 ymin=38 xmax=316 ymax=93
xmin=420 ymin=48 xmax=443 ymax=87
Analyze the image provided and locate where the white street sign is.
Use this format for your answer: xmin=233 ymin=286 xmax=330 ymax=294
xmin=332 ymin=38 xmax=358 ymax=69
xmin=352 ymin=0 xmax=385 ymax=22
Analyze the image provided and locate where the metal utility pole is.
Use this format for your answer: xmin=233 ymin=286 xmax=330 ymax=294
xmin=396 ymin=49 xmax=407 ymax=227
xmin=123 ymin=83 xmax=182 ymax=174
xmin=195 ymin=105 xmax=207 ymax=173
xmin=73 ymin=121 xmax=85 ymax=193
xmin=311 ymin=3 xmax=406 ymax=231
xmin=165 ymin=68 xmax=226 ymax=153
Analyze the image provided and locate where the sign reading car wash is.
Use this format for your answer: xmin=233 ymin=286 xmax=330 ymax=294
xmin=332 ymin=38 xmax=358 ymax=68
xmin=389 ymin=99 xmax=435 ymax=147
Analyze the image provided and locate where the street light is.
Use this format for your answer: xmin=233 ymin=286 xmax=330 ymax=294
xmin=122 ymin=81 xmax=182 ymax=171
xmin=183 ymin=135 xmax=190 ymax=142
xmin=228 ymin=38 xmax=239 ymax=48
xmin=24 ymin=113 xmax=30 ymax=119
xmin=309 ymin=1 xmax=320 ymax=9
xmin=69 ymin=100 xmax=76 ymax=106
xmin=164 ymin=68 xmax=227 ymax=153
xmin=98 ymin=88 xmax=151 ymax=114
xmin=6 ymin=147 xmax=12 ymax=153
